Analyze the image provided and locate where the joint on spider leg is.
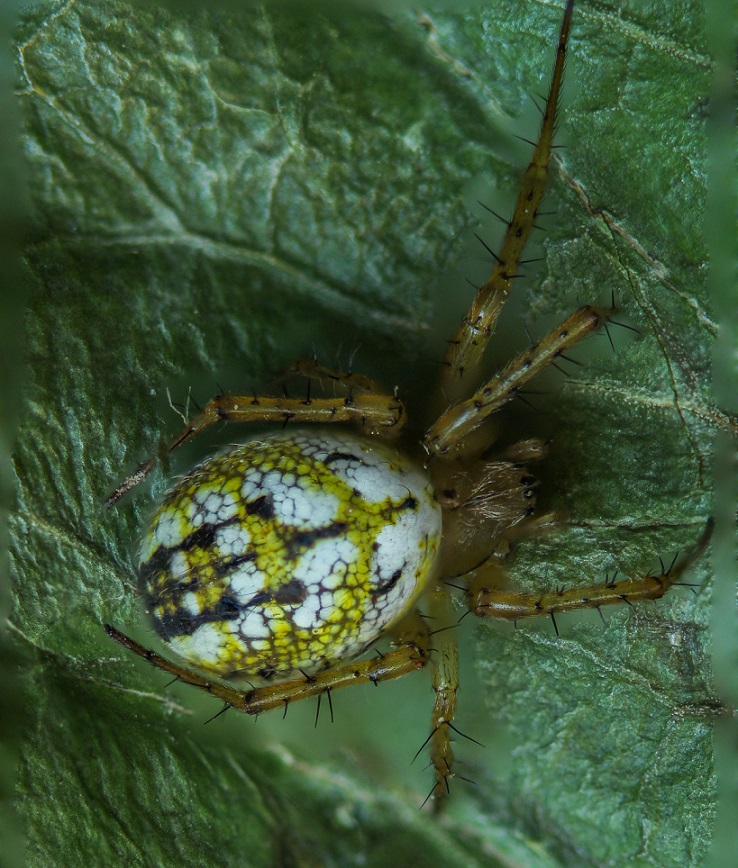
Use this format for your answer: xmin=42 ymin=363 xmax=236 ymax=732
xmin=419 ymin=718 xmax=485 ymax=812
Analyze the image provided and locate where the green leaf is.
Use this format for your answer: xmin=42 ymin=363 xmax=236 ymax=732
xmin=10 ymin=1 xmax=720 ymax=865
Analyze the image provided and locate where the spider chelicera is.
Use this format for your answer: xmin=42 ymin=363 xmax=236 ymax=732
xmin=105 ymin=0 xmax=711 ymax=811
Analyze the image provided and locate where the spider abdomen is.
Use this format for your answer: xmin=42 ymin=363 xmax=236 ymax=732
xmin=138 ymin=430 xmax=441 ymax=682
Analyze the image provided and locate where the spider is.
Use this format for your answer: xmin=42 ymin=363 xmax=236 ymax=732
xmin=105 ymin=0 xmax=711 ymax=811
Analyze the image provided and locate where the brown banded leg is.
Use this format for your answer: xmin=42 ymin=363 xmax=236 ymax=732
xmin=105 ymin=610 xmax=429 ymax=716
xmin=416 ymin=442 xmax=558 ymax=809
xmin=465 ymin=520 xmax=713 ymax=629
xmin=424 ymin=582 xmax=459 ymax=812
xmin=441 ymin=0 xmax=575 ymax=397
xmin=106 ymin=387 xmax=406 ymax=506
xmin=426 ymin=305 xmax=612 ymax=457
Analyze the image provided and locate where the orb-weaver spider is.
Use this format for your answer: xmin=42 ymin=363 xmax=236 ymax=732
xmin=105 ymin=0 xmax=711 ymax=811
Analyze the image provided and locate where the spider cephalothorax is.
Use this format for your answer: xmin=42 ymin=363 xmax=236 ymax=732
xmin=106 ymin=0 xmax=711 ymax=811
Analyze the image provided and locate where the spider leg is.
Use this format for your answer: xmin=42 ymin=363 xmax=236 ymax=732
xmin=441 ymin=0 xmax=575 ymax=396
xmin=105 ymin=610 xmax=429 ymax=715
xmin=275 ymin=357 xmax=390 ymax=396
xmin=106 ymin=386 xmax=405 ymax=506
xmin=465 ymin=519 xmax=713 ymax=621
xmin=425 ymin=449 xmax=542 ymax=810
xmin=426 ymin=582 xmax=460 ymax=812
xmin=427 ymin=304 xmax=612 ymax=456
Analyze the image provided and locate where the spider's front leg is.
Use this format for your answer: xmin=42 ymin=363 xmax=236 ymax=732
xmin=106 ymin=373 xmax=405 ymax=506
xmin=440 ymin=0 xmax=575 ymax=398
xmin=426 ymin=303 xmax=614 ymax=457
xmin=105 ymin=609 xmax=430 ymax=716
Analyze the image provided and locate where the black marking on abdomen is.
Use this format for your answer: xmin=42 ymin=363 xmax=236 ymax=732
xmin=245 ymin=494 xmax=274 ymax=520
xmin=140 ymin=515 xmax=241 ymax=586
xmin=156 ymin=594 xmax=241 ymax=641
xmin=285 ymin=522 xmax=348 ymax=560
xmin=241 ymin=590 xmax=272 ymax=610
xmin=377 ymin=494 xmax=419 ymax=524
xmin=372 ymin=568 xmax=403 ymax=600
xmin=272 ymin=579 xmax=308 ymax=605
xmin=241 ymin=579 xmax=308 ymax=610
xmin=213 ymin=550 xmax=258 ymax=579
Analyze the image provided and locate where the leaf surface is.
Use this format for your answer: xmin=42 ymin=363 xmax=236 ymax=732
xmin=11 ymin=1 xmax=717 ymax=865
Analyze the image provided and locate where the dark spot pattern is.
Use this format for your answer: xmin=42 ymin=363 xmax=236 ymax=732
xmin=245 ymin=494 xmax=274 ymax=520
xmin=285 ymin=522 xmax=348 ymax=560
xmin=155 ymin=594 xmax=241 ymax=641
xmin=139 ymin=515 xmax=241 ymax=587
xmin=372 ymin=568 xmax=403 ymax=600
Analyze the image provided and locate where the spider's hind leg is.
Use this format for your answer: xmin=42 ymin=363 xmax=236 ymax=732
xmin=421 ymin=443 xmax=555 ymax=811
xmin=105 ymin=609 xmax=430 ymax=716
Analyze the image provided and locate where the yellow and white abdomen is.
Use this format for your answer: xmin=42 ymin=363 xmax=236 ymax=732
xmin=138 ymin=430 xmax=441 ymax=681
